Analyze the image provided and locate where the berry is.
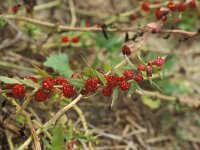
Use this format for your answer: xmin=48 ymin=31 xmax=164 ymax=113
xmin=167 ymin=1 xmax=177 ymax=11
xmin=129 ymin=13 xmax=137 ymax=21
xmin=62 ymin=83 xmax=76 ymax=98
xmin=53 ymin=76 xmax=67 ymax=85
xmin=154 ymin=57 xmax=165 ymax=67
xmin=12 ymin=5 xmax=20 ymax=14
xmin=122 ymin=45 xmax=131 ymax=56
xmin=118 ymin=76 xmax=125 ymax=82
xmin=137 ymin=64 xmax=146 ymax=71
xmin=85 ymin=78 xmax=99 ymax=92
xmin=12 ymin=84 xmax=26 ymax=99
xmin=42 ymin=77 xmax=54 ymax=91
xmin=26 ymin=76 xmax=38 ymax=83
xmin=177 ymin=2 xmax=186 ymax=12
xmin=34 ymin=89 xmax=49 ymax=102
xmin=119 ymin=81 xmax=130 ymax=91
xmin=188 ymin=0 xmax=196 ymax=8
xmin=101 ymin=86 xmax=113 ymax=97
xmin=134 ymin=74 xmax=143 ymax=83
xmin=146 ymin=66 xmax=153 ymax=77
xmin=62 ymin=36 xmax=69 ymax=43
xmin=72 ymin=36 xmax=79 ymax=43
xmin=141 ymin=2 xmax=150 ymax=12
xmin=123 ymin=70 xmax=134 ymax=80
xmin=106 ymin=75 xmax=118 ymax=88
xmin=155 ymin=8 xmax=168 ymax=21
xmin=147 ymin=60 xmax=156 ymax=66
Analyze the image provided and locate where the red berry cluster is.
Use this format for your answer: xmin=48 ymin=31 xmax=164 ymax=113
xmin=130 ymin=0 xmax=196 ymax=22
xmin=2 ymin=56 xmax=165 ymax=101
xmin=61 ymin=36 xmax=79 ymax=44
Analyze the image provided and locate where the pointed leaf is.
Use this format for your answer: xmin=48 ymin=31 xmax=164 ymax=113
xmin=70 ymin=78 xmax=85 ymax=88
xmin=44 ymin=53 xmax=73 ymax=78
xmin=111 ymin=88 xmax=120 ymax=108
xmin=0 ymin=76 xmax=20 ymax=84
xmin=95 ymin=71 xmax=106 ymax=85
xmin=16 ymin=78 xmax=40 ymax=89
xmin=127 ymin=83 xmax=138 ymax=97
xmin=51 ymin=124 xmax=65 ymax=150
xmin=32 ymin=64 xmax=49 ymax=77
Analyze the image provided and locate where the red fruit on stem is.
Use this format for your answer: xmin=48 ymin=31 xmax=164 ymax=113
xmin=155 ymin=8 xmax=168 ymax=21
xmin=118 ymin=76 xmax=126 ymax=82
xmin=167 ymin=1 xmax=177 ymax=11
xmin=146 ymin=66 xmax=153 ymax=77
xmin=129 ymin=13 xmax=137 ymax=21
xmin=177 ymin=2 xmax=186 ymax=12
xmin=188 ymin=0 xmax=196 ymax=8
xmin=106 ymin=75 xmax=118 ymax=88
xmin=119 ymin=81 xmax=130 ymax=91
xmin=34 ymin=89 xmax=49 ymax=102
xmin=42 ymin=77 xmax=54 ymax=91
xmin=134 ymin=74 xmax=143 ymax=83
xmin=12 ymin=5 xmax=20 ymax=14
xmin=62 ymin=36 xmax=69 ymax=43
xmin=123 ymin=70 xmax=134 ymax=80
xmin=122 ymin=45 xmax=131 ymax=56
xmin=154 ymin=57 xmax=165 ymax=66
xmin=53 ymin=76 xmax=67 ymax=85
xmin=62 ymin=83 xmax=76 ymax=98
xmin=137 ymin=64 xmax=146 ymax=71
xmin=101 ymin=86 xmax=113 ymax=97
xmin=141 ymin=2 xmax=150 ymax=12
xmin=72 ymin=36 xmax=79 ymax=43
xmin=85 ymin=78 xmax=99 ymax=92
xmin=12 ymin=84 xmax=26 ymax=99
xmin=147 ymin=60 xmax=156 ymax=66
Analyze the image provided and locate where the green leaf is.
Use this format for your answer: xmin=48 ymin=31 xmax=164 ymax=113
xmin=137 ymin=54 xmax=146 ymax=65
xmin=23 ymin=23 xmax=41 ymax=37
xmin=42 ymin=138 xmax=51 ymax=149
xmin=95 ymin=70 xmax=106 ymax=85
xmin=44 ymin=53 xmax=74 ymax=78
xmin=32 ymin=64 xmax=49 ymax=77
xmin=127 ymin=83 xmax=138 ymax=97
xmin=149 ymin=79 xmax=163 ymax=92
xmin=70 ymin=78 xmax=85 ymax=88
xmin=51 ymin=124 xmax=65 ymax=150
xmin=0 ymin=76 xmax=20 ymax=84
xmin=142 ymin=96 xmax=161 ymax=109
xmin=0 ymin=17 xmax=7 ymax=28
xmin=111 ymin=88 xmax=120 ymax=108
xmin=16 ymin=115 xmax=25 ymax=125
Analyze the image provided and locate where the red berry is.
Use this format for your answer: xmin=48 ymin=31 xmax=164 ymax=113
xmin=154 ymin=57 xmax=165 ymax=67
xmin=34 ymin=89 xmax=49 ymax=102
xmin=137 ymin=64 xmax=146 ymax=71
xmin=72 ymin=36 xmax=79 ymax=43
xmin=53 ymin=76 xmax=67 ymax=85
xmin=101 ymin=86 xmax=113 ymax=97
xmin=62 ymin=36 xmax=69 ymax=43
xmin=12 ymin=5 xmax=20 ymax=14
xmin=122 ymin=45 xmax=131 ymax=56
xmin=105 ymin=75 xmax=118 ymax=88
xmin=62 ymin=83 xmax=76 ymax=98
xmin=12 ymin=84 xmax=26 ymax=99
xmin=141 ymin=2 xmax=150 ymax=12
xmin=177 ymin=2 xmax=186 ymax=12
xmin=134 ymin=74 xmax=143 ymax=83
xmin=155 ymin=8 xmax=168 ymax=21
xmin=123 ymin=70 xmax=134 ymax=80
xmin=85 ymin=78 xmax=99 ymax=92
xmin=146 ymin=66 xmax=153 ymax=77
xmin=119 ymin=81 xmax=130 ymax=91
xmin=26 ymin=76 xmax=38 ymax=83
xmin=118 ymin=76 xmax=125 ymax=82
xmin=42 ymin=77 xmax=54 ymax=91
xmin=167 ymin=1 xmax=177 ymax=11
xmin=147 ymin=60 xmax=156 ymax=66
xmin=188 ymin=0 xmax=196 ymax=8
xmin=129 ymin=13 xmax=137 ymax=21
